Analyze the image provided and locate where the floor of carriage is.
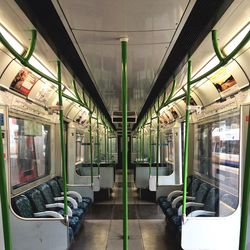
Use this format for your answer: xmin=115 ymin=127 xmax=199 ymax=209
xmin=69 ymin=169 xmax=182 ymax=250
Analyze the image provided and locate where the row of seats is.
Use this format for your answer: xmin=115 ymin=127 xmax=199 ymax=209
xmin=12 ymin=176 xmax=92 ymax=241
xmin=158 ymin=176 xmax=238 ymax=231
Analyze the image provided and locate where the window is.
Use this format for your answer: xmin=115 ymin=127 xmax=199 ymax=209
xmin=75 ymin=133 xmax=84 ymax=162
xmin=193 ymin=112 xmax=240 ymax=216
xmin=9 ymin=117 xmax=50 ymax=189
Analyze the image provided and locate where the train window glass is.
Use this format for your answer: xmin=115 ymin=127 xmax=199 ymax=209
xmin=9 ymin=117 xmax=50 ymax=189
xmin=75 ymin=133 xmax=84 ymax=162
xmin=194 ymin=111 xmax=240 ymax=215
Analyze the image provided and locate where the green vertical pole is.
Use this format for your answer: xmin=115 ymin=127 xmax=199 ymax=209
xmin=140 ymin=129 xmax=142 ymax=161
xmin=239 ymin=108 xmax=250 ymax=250
xmin=57 ymin=60 xmax=68 ymax=217
xmin=142 ymin=127 xmax=144 ymax=161
xmin=96 ymin=111 xmax=100 ymax=175
xmin=137 ymin=134 xmax=139 ymax=162
xmin=156 ymin=111 xmax=160 ymax=187
xmin=89 ymin=113 xmax=93 ymax=185
xmin=0 ymin=125 xmax=12 ymax=250
xmin=107 ymin=129 xmax=110 ymax=163
xmin=149 ymin=116 xmax=152 ymax=176
xmin=182 ymin=60 xmax=192 ymax=219
xmin=121 ymin=37 xmax=128 ymax=250
xmin=104 ymin=127 xmax=107 ymax=162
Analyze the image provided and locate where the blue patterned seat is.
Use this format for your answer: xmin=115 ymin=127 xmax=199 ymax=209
xmin=49 ymin=178 xmax=91 ymax=210
xmin=26 ymin=188 xmax=80 ymax=235
xmin=38 ymin=183 xmax=85 ymax=220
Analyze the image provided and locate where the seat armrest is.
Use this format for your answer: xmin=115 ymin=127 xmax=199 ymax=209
xmin=188 ymin=210 xmax=216 ymax=217
xmin=34 ymin=211 xmax=64 ymax=219
xmin=61 ymin=191 xmax=82 ymax=203
xmin=45 ymin=203 xmax=73 ymax=217
xmin=178 ymin=202 xmax=204 ymax=216
xmin=172 ymin=196 xmax=195 ymax=208
xmin=54 ymin=196 xmax=78 ymax=209
xmin=167 ymin=190 xmax=184 ymax=201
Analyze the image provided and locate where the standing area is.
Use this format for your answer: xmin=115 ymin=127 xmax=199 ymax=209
xmin=70 ymin=169 xmax=181 ymax=250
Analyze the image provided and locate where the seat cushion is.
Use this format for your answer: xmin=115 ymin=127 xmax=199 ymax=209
xmin=12 ymin=195 xmax=34 ymax=218
xmin=69 ymin=216 xmax=81 ymax=235
xmin=170 ymin=215 xmax=182 ymax=227
xmin=26 ymin=189 xmax=46 ymax=212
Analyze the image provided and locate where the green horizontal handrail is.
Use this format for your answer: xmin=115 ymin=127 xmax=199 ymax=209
xmin=23 ymin=30 xmax=37 ymax=62
xmin=1 ymin=29 xmax=115 ymax=129
xmin=155 ymin=29 xmax=250 ymax=114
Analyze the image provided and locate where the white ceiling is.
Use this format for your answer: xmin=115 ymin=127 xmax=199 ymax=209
xmin=53 ymin=0 xmax=193 ymax=115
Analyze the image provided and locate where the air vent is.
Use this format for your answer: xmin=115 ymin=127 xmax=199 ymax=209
xmin=112 ymin=111 xmax=137 ymax=124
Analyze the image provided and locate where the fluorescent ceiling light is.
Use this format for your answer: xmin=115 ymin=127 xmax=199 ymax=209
xmin=194 ymin=56 xmax=220 ymax=79
xmin=29 ymin=56 xmax=56 ymax=79
xmin=0 ymin=25 xmax=24 ymax=55
xmin=223 ymin=22 xmax=250 ymax=55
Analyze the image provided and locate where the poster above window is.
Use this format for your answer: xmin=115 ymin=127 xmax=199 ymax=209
xmin=10 ymin=68 xmax=39 ymax=96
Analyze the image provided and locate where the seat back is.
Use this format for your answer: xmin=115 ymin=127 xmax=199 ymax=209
xmin=26 ymin=189 xmax=46 ymax=212
xmin=195 ymin=183 xmax=210 ymax=203
xmin=188 ymin=178 xmax=201 ymax=196
xmin=12 ymin=195 xmax=34 ymax=218
xmin=55 ymin=177 xmax=64 ymax=192
xmin=48 ymin=179 xmax=62 ymax=197
xmin=38 ymin=183 xmax=55 ymax=204
xmin=203 ymin=188 xmax=219 ymax=212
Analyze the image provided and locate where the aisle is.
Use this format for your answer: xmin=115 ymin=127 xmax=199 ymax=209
xmin=70 ymin=169 xmax=181 ymax=250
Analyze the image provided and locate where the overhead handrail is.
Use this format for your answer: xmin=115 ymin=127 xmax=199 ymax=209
xmin=0 ymin=119 xmax=12 ymax=250
xmin=57 ymin=60 xmax=68 ymax=219
xmin=182 ymin=60 xmax=192 ymax=221
xmin=0 ymin=29 xmax=115 ymax=130
xmin=137 ymin=29 xmax=250 ymax=123
xmin=23 ymin=29 xmax=37 ymax=62
xmin=72 ymin=79 xmax=89 ymax=110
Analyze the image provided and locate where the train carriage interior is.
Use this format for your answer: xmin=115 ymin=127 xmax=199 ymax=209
xmin=0 ymin=0 xmax=250 ymax=249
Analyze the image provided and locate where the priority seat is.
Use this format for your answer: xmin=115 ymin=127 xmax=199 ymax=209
xmin=25 ymin=188 xmax=81 ymax=235
xmin=38 ymin=183 xmax=85 ymax=220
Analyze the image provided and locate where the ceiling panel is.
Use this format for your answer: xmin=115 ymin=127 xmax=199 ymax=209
xmin=54 ymin=0 xmax=191 ymax=121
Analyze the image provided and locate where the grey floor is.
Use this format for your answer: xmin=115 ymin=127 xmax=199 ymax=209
xmin=70 ymin=169 xmax=182 ymax=250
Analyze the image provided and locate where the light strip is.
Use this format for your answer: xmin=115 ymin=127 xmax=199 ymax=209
xmin=0 ymin=24 xmax=24 ymax=55
xmin=223 ymin=22 xmax=250 ymax=55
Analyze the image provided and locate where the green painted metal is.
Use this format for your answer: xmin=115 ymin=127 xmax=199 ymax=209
xmin=160 ymin=79 xmax=177 ymax=111
xmin=182 ymin=60 xmax=192 ymax=218
xmin=57 ymin=61 xmax=68 ymax=216
xmin=96 ymin=110 xmax=100 ymax=175
xmin=104 ymin=127 xmax=107 ymax=162
xmin=107 ymin=128 xmax=110 ymax=163
xmin=89 ymin=112 xmax=93 ymax=185
xmin=156 ymin=109 xmax=160 ymax=187
xmin=142 ymin=127 xmax=145 ymax=160
xmin=23 ymin=30 xmax=37 ymax=62
xmin=72 ymin=79 xmax=89 ymax=110
xmin=212 ymin=30 xmax=225 ymax=62
xmin=121 ymin=39 xmax=128 ymax=250
xmin=0 ymin=120 xmax=12 ymax=250
xmin=239 ymin=107 xmax=250 ymax=250
xmin=149 ymin=113 xmax=152 ymax=176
